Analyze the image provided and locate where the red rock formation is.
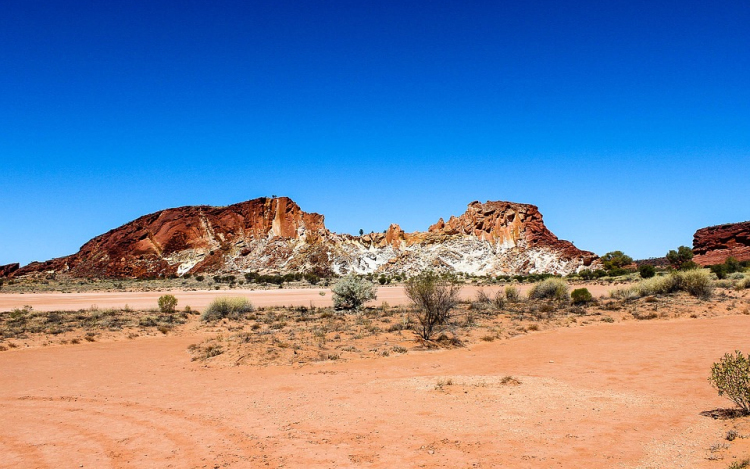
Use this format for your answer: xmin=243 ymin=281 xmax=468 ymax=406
xmin=15 ymin=197 xmax=597 ymax=278
xmin=15 ymin=197 xmax=326 ymax=278
xmin=693 ymin=221 xmax=750 ymax=266
xmin=428 ymin=201 xmax=597 ymax=265
xmin=0 ymin=263 xmax=19 ymax=278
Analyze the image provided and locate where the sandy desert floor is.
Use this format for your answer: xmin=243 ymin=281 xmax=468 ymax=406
xmin=1 ymin=287 xmax=749 ymax=468
xmin=0 ymin=284 xmax=619 ymax=312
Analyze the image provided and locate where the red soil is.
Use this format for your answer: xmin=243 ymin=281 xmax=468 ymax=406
xmin=1 ymin=309 xmax=748 ymax=468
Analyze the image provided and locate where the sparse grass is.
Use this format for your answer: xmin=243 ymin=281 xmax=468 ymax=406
xmin=0 ymin=305 xmax=187 ymax=340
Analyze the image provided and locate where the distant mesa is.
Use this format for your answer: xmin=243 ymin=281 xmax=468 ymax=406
xmin=7 ymin=197 xmax=598 ymax=279
xmin=693 ymin=221 xmax=750 ymax=266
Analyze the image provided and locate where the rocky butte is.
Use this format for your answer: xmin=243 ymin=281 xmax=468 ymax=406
xmin=9 ymin=197 xmax=598 ymax=279
xmin=693 ymin=221 xmax=750 ymax=266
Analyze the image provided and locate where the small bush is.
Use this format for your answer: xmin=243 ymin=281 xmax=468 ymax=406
xmin=677 ymin=269 xmax=713 ymax=298
xmin=505 ymin=285 xmax=520 ymax=302
xmin=331 ymin=275 xmax=377 ymax=310
xmin=638 ymin=264 xmax=656 ymax=279
xmin=405 ymin=271 xmax=461 ymax=340
xmin=571 ymin=288 xmax=593 ymax=305
xmin=528 ymin=278 xmax=569 ymax=301
xmin=158 ymin=294 xmax=178 ymax=313
xmin=201 ymin=297 xmax=254 ymax=322
xmin=709 ymin=350 xmax=750 ymax=414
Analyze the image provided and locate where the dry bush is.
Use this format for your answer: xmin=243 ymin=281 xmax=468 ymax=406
xmin=201 ymin=297 xmax=254 ymax=322
xmin=613 ymin=270 xmax=713 ymax=299
xmin=505 ymin=285 xmax=520 ymax=302
xmin=528 ymin=278 xmax=569 ymax=301
xmin=158 ymin=294 xmax=178 ymax=313
xmin=331 ymin=275 xmax=377 ymax=310
xmin=405 ymin=272 xmax=461 ymax=341
xmin=709 ymin=350 xmax=750 ymax=414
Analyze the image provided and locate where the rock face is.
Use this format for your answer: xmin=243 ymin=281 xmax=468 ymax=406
xmin=0 ymin=263 xmax=19 ymax=278
xmin=693 ymin=221 xmax=750 ymax=266
xmin=14 ymin=197 xmax=598 ymax=278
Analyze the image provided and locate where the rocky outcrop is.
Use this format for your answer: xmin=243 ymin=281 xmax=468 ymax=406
xmin=693 ymin=221 xmax=750 ymax=266
xmin=14 ymin=197 xmax=598 ymax=278
xmin=0 ymin=263 xmax=19 ymax=278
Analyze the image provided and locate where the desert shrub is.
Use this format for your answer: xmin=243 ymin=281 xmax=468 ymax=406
xmin=505 ymin=285 xmax=520 ymax=302
xmin=528 ymin=278 xmax=569 ymax=301
xmin=195 ymin=275 xmax=204 ymax=282
xmin=614 ymin=270 xmax=712 ymax=299
xmin=571 ymin=288 xmax=593 ymax=305
xmin=405 ymin=271 xmax=461 ymax=340
xmin=331 ymin=275 xmax=377 ymax=310
xmin=157 ymin=294 xmax=178 ymax=313
xmin=709 ymin=350 xmax=750 ymax=414
xmin=639 ymin=264 xmax=656 ymax=279
xmin=201 ymin=297 xmax=254 ymax=321
xmin=493 ymin=291 xmax=505 ymax=309
xmin=578 ymin=269 xmax=607 ymax=280
xmin=711 ymin=257 xmax=744 ymax=279
xmin=711 ymin=264 xmax=729 ymax=279
xmin=606 ymin=267 xmax=633 ymax=277
xmin=676 ymin=269 xmax=713 ymax=298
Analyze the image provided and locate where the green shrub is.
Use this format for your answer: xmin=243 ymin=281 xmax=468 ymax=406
xmin=578 ymin=269 xmax=607 ymax=280
xmin=528 ymin=278 xmax=569 ymax=301
xmin=711 ymin=264 xmax=729 ymax=279
xmin=709 ymin=350 xmax=750 ymax=414
xmin=158 ymin=294 xmax=178 ymax=313
xmin=201 ymin=297 xmax=254 ymax=322
xmin=571 ymin=288 xmax=593 ymax=305
xmin=332 ymin=275 xmax=377 ymax=310
xmin=638 ymin=264 xmax=656 ymax=279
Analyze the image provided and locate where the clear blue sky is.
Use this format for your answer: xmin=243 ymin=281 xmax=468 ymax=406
xmin=1 ymin=1 xmax=748 ymax=267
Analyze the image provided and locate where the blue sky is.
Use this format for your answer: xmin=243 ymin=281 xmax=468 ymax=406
xmin=1 ymin=0 xmax=748 ymax=266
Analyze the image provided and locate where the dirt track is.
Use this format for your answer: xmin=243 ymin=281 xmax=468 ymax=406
xmin=1 ymin=312 xmax=748 ymax=468
xmin=0 ymin=284 xmax=618 ymax=312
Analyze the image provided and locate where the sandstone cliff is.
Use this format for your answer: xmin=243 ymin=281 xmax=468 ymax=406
xmin=693 ymin=221 xmax=750 ymax=266
xmin=12 ymin=197 xmax=597 ymax=278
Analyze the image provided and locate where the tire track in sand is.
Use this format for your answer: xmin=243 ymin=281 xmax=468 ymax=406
xmin=1 ymin=396 xmax=268 ymax=468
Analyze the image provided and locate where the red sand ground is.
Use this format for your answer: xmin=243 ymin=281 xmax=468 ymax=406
xmin=1 ymin=295 xmax=749 ymax=468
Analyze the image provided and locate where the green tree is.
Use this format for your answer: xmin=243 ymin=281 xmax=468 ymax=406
xmin=601 ymin=251 xmax=633 ymax=270
xmin=666 ymin=246 xmax=694 ymax=270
